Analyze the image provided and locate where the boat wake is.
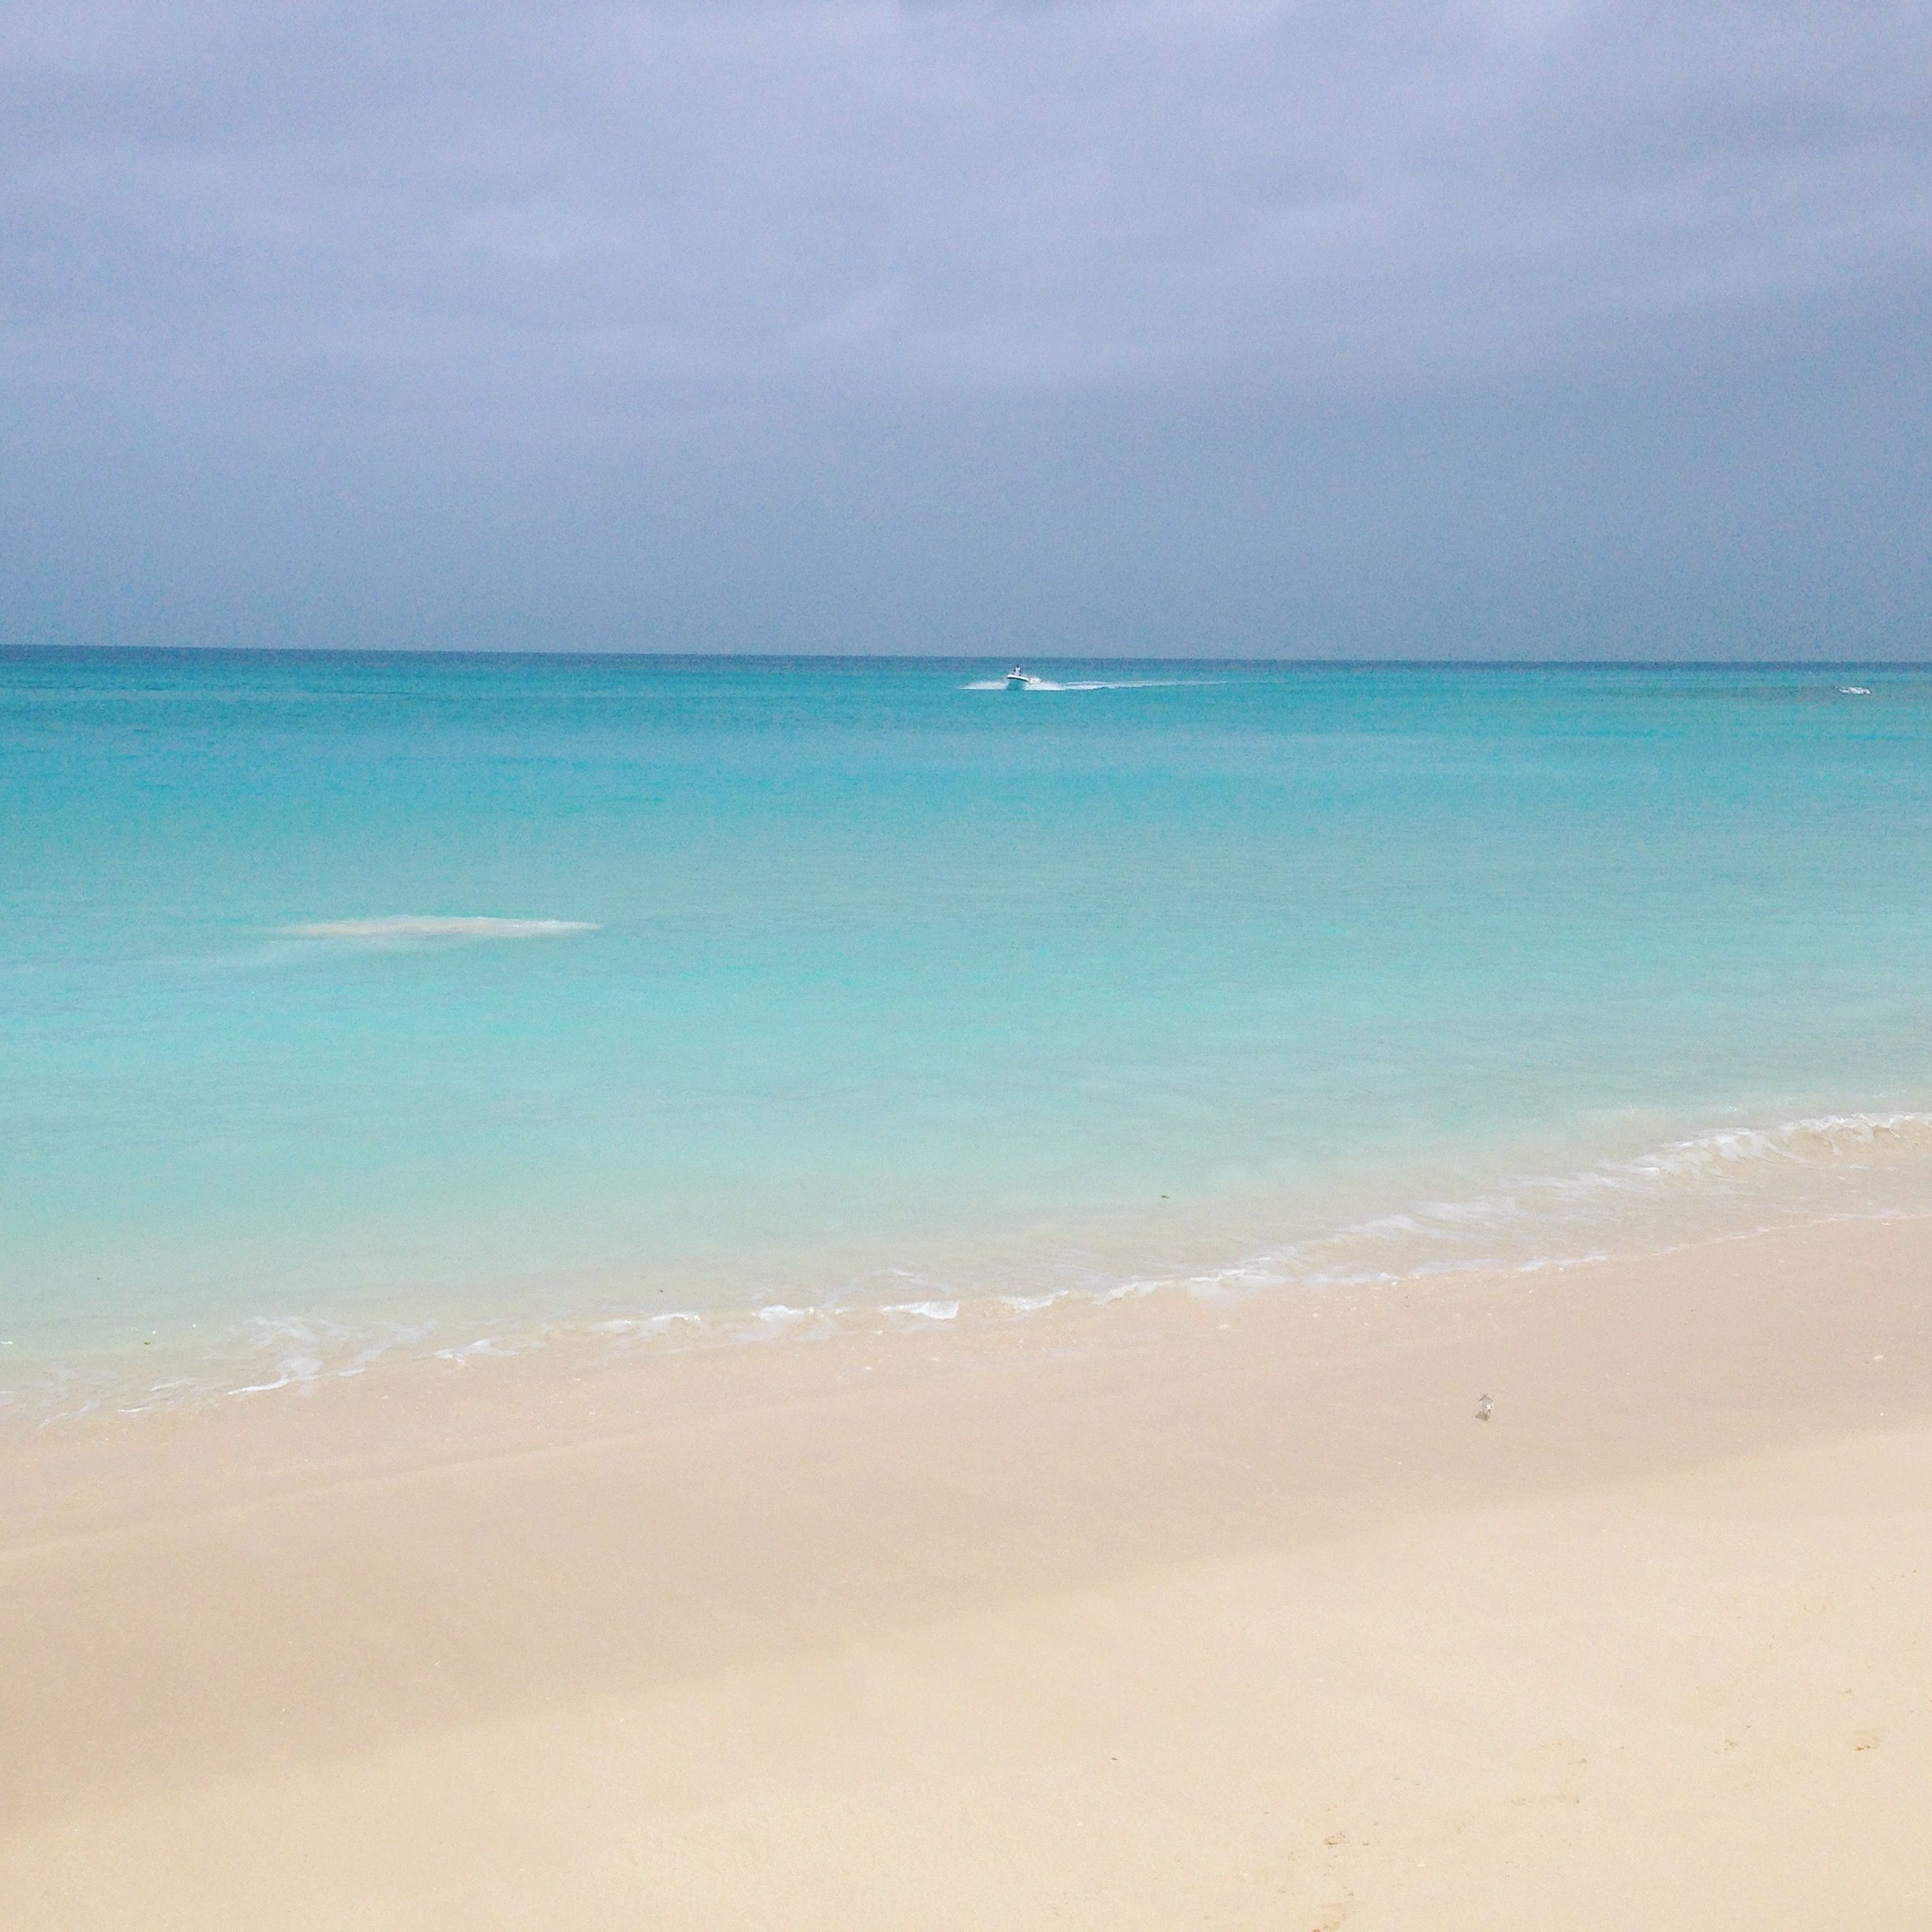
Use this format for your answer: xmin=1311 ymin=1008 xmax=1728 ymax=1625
xmin=960 ymin=677 xmax=1196 ymax=692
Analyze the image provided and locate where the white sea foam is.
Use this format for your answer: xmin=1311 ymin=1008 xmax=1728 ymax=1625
xmin=231 ymin=1355 xmax=324 ymax=1397
xmin=9 ymin=1109 xmax=1932 ymax=1428
xmin=432 ymin=1335 xmax=517 ymax=1364
xmin=1173 ymin=1110 xmax=1932 ymax=1296
xmin=279 ymin=915 xmax=599 ymax=944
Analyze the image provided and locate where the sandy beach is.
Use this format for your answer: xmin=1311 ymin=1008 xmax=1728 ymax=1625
xmin=2 ymin=1214 xmax=1928 ymax=1930
xmin=11 ymin=0 xmax=1931 ymax=1915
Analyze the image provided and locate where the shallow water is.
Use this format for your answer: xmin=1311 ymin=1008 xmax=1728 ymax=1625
xmin=6 ymin=652 xmax=1932 ymax=1415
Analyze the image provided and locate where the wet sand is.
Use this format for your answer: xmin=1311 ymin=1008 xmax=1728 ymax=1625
xmin=2 ymin=1215 xmax=1929 ymax=1928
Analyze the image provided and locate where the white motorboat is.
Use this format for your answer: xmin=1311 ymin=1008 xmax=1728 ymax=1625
xmin=1005 ymin=666 xmax=1040 ymax=691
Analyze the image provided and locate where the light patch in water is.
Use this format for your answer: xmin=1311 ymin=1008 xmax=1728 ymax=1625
xmin=279 ymin=916 xmax=599 ymax=944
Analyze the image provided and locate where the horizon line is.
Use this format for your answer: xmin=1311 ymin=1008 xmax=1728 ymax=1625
xmin=4 ymin=644 xmax=1930 ymax=671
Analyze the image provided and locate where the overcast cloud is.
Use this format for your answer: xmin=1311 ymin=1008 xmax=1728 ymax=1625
xmin=4 ymin=0 xmax=1930 ymax=654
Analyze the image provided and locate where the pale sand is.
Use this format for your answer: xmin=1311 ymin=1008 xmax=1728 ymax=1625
xmin=2 ymin=1216 xmax=1929 ymax=1929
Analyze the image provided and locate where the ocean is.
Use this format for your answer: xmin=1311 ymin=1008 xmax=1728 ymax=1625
xmin=6 ymin=650 xmax=1931 ymax=1418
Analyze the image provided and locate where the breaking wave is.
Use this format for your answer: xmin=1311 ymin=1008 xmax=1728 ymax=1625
xmin=8 ymin=1109 xmax=1931 ymax=1427
xmin=1148 ymin=1110 xmax=1932 ymax=1298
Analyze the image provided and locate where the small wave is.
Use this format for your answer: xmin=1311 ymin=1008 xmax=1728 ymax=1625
xmin=1609 ymin=1110 xmax=1932 ymax=1177
xmin=884 ymin=1298 xmax=961 ymax=1324
xmin=9 ymin=1108 xmax=1932 ymax=1428
xmin=278 ymin=916 xmax=599 ymax=945
xmin=231 ymin=1355 xmax=324 ymax=1397
xmin=1166 ymin=1110 xmax=1932 ymax=1295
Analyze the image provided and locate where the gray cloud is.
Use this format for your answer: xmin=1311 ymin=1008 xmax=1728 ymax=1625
xmin=3 ymin=1 xmax=1930 ymax=653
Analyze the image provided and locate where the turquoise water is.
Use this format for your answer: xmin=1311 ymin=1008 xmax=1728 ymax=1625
xmin=6 ymin=652 xmax=1932 ymax=1415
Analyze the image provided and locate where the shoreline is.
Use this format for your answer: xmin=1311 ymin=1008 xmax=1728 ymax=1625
xmin=12 ymin=1096 xmax=1932 ymax=1428
xmin=3 ymin=1214 xmax=1929 ymax=1926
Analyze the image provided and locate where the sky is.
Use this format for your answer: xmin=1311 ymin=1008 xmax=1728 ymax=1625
xmin=3 ymin=0 xmax=1930 ymax=657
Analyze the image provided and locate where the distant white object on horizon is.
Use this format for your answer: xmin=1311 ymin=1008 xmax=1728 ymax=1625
xmin=1006 ymin=666 xmax=1043 ymax=690
xmin=1840 ymin=686 xmax=1872 ymax=696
